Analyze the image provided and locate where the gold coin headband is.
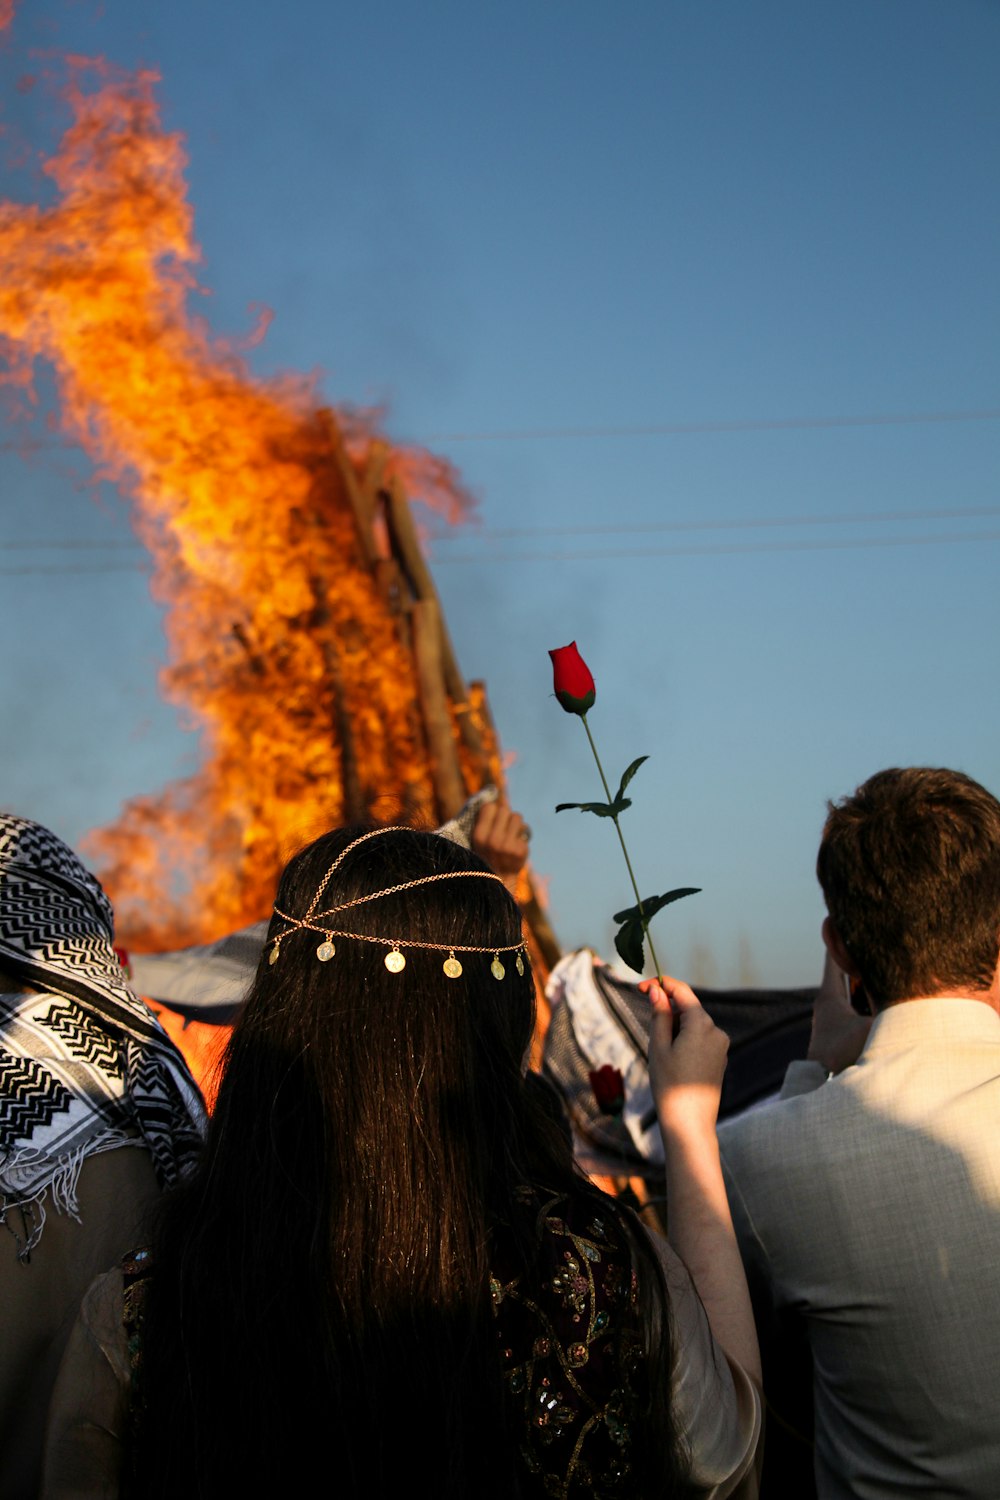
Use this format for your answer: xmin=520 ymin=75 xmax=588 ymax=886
xmin=268 ymin=826 xmax=529 ymax=981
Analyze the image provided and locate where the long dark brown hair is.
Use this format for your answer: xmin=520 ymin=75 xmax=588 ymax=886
xmin=130 ymin=827 xmax=686 ymax=1496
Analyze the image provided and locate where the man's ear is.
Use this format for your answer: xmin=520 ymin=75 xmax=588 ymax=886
xmin=987 ymin=942 xmax=1000 ymax=1012
xmin=822 ymin=916 xmax=860 ymax=979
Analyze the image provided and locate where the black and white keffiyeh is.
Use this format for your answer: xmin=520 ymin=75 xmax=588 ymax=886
xmin=0 ymin=814 xmax=207 ymax=1254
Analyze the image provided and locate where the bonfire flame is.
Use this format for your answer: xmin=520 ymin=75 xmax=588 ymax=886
xmin=0 ymin=60 xmax=483 ymax=947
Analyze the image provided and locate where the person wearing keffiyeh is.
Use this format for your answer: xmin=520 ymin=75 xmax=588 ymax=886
xmin=0 ymin=813 xmax=206 ymax=1500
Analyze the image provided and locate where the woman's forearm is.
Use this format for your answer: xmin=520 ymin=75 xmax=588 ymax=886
xmin=660 ymin=1118 xmax=762 ymax=1386
xmin=641 ymin=973 xmax=761 ymax=1386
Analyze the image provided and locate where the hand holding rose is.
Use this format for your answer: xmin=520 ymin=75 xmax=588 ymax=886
xmin=640 ymin=974 xmax=730 ymax=1141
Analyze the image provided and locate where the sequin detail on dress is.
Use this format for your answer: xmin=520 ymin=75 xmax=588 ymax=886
xmin=120 ymin=1243 xmax=155 ymax=1457
xmin=489 ymin=1188 xmax=647 ymax=1498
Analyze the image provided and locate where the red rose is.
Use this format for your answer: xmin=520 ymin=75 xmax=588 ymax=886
xmin=588 ymin=1063 xmax=625 ymax=1116
xmin=549 ymin=641 xmax=596 ymax=716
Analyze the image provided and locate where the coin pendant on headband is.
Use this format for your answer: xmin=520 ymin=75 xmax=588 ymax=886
xmin=316 ymin=939 xmax=335 ymax=962
xmin=443 ymin=952 xmax=463 ymax=979
xmin=491 ymin=955 xmax=505 ymax=981
xmin=516 ymin=951 xmax=525 ymax=976
xmin=268 ymin=941 xmax=281 ymax=966
xmin=385 ymin=947 xmax=406 ymax=974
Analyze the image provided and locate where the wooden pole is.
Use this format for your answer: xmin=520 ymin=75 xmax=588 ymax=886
xmin=308 ymin=570 xmax=366 ymax=821
xmin=383 ymin=479 xmax=485 ymax=764
xmin=412 ymin=598 xmax=466 ymax=820
xmin=318 ymin=408 xmax=381 ymax=571
xmin=470 ymin=682 xmax=562 ymax=968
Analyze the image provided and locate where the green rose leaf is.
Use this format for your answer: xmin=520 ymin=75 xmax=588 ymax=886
xmin=614 ymin=916 xmax=646 ymax=974
xmin=612 ymin=887 xmax=701 ymax=925
xmin=615 ymin=756 xmax=649 ymax=804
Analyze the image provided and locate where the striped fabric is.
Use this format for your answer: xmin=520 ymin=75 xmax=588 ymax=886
xmin=0 ymin=815 xmax=206 ymax=1254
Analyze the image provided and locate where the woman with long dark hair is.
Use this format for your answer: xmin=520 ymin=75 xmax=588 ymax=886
xmin=43 ymin=825 xmax=761 ymax=1498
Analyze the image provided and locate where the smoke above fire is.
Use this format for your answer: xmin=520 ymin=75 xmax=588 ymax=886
xmin=0 ymin=58 xmax=480 ymax=947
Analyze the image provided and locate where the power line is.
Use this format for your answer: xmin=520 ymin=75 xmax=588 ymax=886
xmin=424 ymin=407 xmax=1000 ymax=444
xmin=2 ymin=528 xmax=998 ymax=576
xmin=0 ymin=562 xmax=148 ymax=576
xmin=0 ymin=538 xmax=140 ymax=550
xmin=427 ymin=504 xmax=1000 ymax=543
xmin=6 ymin=503 xmax=1000 ymax=556
xmin=430 ymin=530 xmax=1000 ymax=565
xmin=3 ymin=404 xmax=1000 ymax=456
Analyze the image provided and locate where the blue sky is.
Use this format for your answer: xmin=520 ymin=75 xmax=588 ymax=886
xmin=2 ymin=0 xmax=998 ymax=985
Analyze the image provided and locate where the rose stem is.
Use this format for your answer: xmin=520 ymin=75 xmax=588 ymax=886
xmin=581 ymin=713 xmax=663 ymax=978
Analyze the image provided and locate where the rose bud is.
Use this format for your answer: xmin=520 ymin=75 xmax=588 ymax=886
xmin=588 ymin=1063 xmax=625 ymax=1116
xmin=549 ymin=641 xmax=596 ymax=716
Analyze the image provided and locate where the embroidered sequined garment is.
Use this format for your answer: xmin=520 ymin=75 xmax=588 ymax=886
xmin=121 ymin=1248 xmax=153 ymax=1378
xmin=490 ymin=1187 xmax=648 ymax=1498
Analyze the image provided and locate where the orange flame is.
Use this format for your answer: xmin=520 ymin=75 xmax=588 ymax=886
xmin=0 ymin=59 xmax=478 ymax=947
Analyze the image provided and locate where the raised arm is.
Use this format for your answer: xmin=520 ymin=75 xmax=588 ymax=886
xmin=807 ymin=941 xmax=872 ymax=1074
xmin=471 ymin=801 xmax=532 ymax=896
xmin=640 ymin=974 xmax=762 ymax=1387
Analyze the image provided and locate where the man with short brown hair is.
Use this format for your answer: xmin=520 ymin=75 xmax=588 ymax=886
xmin=719 ymin=766 xmax=1000 ymax=1498
xmin=817 ymin=765 xmax=1000 ymax=1010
